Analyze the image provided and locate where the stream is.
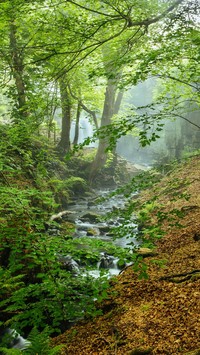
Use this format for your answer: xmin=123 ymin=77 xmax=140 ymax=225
xmin=1 ymin=189 xmax=139 ymax=350
xmin=56 ymin=187 xmax=139 ymax=278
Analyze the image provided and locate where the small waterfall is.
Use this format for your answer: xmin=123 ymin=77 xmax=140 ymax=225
xmin=0 ymin=328 xmax=31 ymax=350
xmin=70 ymin=116 xmax=97 ymax=146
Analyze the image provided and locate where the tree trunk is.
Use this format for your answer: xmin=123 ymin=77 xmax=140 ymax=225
xmin=57 ymin=77 xmax=71 ymax=155
xmin=73 ymin=101 xmax=81 ymax=145
xmin=89 ymin=79 xmax=123 ymax=181
xmin=9 ymin=20 xmax=27 ymax=120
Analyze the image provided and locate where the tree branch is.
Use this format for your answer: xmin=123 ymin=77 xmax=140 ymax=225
xmin=160 ymin=270 xmax=200 ymax=283
xmin=66 ymin=0 xmax=122 ymax=18
xmin=67 ymin=84 xmax=99 ymax=129
xmin=128 ymin=0 xmax=184 ymax=27
xmin=171 ymin=113 xmax=200 ymax=129
xmin=156 ymin=74 xmax=199 ymax=91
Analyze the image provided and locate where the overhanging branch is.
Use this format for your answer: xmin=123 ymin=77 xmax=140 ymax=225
xmin=127 ymin=0 xmax=184 ymax=27
xmin=156 ymin=74 xmax=199 ymax=91
xmin=172 ymin=113 xmax=200 ymax=129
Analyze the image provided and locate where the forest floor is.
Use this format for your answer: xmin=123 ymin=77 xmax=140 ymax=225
xmin=53 ymin=155 xmax=200 ymax=355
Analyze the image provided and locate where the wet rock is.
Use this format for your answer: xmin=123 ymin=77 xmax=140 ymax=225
xmin=57 ymin=254 xmax=79 ymax=274
xmin=98 ymin=252 xmax=116 ymax=269
xmin=87 ymin=197 xmax=100 ymax=207
xmin=98 ymin=225 xmax=110 ymax=233
xmin=48 ymin=227 xmax=61 ymax=236
xmin=117 ymin=259 xmax=126 ymax=269
xmin=86 ymin=228 xmax=100 ymax=236
xmin=0 ymin=328 xmax=31 ymax=350
xmin=80 ymin=212 xmax=101 ymax=223
xmin=50 ymin=210 xmax=76 ymax=223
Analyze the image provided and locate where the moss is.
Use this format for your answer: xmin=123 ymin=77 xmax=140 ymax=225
xmin=62 ymin=177 xmax=88 ymax=195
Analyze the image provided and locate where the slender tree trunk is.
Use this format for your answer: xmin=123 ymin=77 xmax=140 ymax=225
xmin=57 ymin=77 xmax=71 ymax=155
xmin=112 ymin=90 xmax=124 ymax=157
xmin=73 ymin=101 xmax=81 ymax=145
xmin=9 ymin=20 xmax=27 ymax=120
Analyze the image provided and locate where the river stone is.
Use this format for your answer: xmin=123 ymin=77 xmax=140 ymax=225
xmin=99 ymin=253 xmax=117 ymax=269
xmin=137 ymin=248 xmax=158 ymax=258
xmin=57 ymin=254 xmax=79 ymax=274
xmin=87 ymin=227 xmax=100 ymax=236
xmin=98 ymin=225 xmax=110 ymax=233
xmin=50 ymin=210 xmax=76 ymax=223
xmin=87 ymin=197 xmax=100 ymax=207
xmin=80 ymin=212 xmax=101 ymax=223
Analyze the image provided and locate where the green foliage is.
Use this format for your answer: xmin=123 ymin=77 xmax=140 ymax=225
xmin=22 ymin=327 xmax=63 ymax=355
xmin=69 ymin=112 xmax=165 ymax=155
xmin=80 ymin=149 xmax=97 ymax=162
xmin=0 ymin=267 xmax=25 ymax=302
xmin=0 ymin=0 xmax=199 ymax=340
xmin=48 ymin=178 xmax=70 ymax=205
xmin=0 ymin=185 xmax=111 ymax=334
xmin=61 ymin=177 xmax=88 ymax=194
xmin=0 ymin=349 xmax=22 ymax=355
xmin=49 ymin=177 xmax=88 ymax=198
xmin=0 ymin=259 xmax=109 ymax=334
xmin=62 ymin=236 xmax=134 ymax=266
xmin=0 ymin=327 xmax=63 ymax=355
xmin=0 ymin=186 xmax=55 ymax=272
xmin=182 ymin=148 xmax=200 ymax=159
xmin=48 ymin=176 xmax=88 ymax=205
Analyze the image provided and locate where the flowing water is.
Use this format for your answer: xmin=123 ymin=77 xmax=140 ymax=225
xmin=67 ymin=188 xmax=139 ymax=277
xmin=3 ymin=189 xmax=138 ymax=349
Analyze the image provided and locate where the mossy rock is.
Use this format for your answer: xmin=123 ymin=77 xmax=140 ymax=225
xmin=137 ymin=247 xmax=158 ymax=258
xmin=62 ymin=177 xmax=88 ymax=195
xmin=87 ymin=228 xmax=99 ymax=236
xmin=80 ymin=212 xmax=101 ymax=223
xmin=61 ymin=221 xmax=76 ymax=236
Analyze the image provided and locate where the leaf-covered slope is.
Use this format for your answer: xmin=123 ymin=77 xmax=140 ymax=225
xmin=53 ymin=156 xmax=200 ymax=355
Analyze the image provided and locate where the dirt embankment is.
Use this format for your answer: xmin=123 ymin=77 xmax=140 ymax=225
xmin=53 ymin=156 xmax=200 ymax=355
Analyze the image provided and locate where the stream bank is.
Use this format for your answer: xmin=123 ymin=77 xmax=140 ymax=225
xmin=53 ymin=155 xmax=200 ymax=355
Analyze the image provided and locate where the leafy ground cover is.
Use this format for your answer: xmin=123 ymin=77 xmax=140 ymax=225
xmin=53 ymin=155 xmax=200 ymax=354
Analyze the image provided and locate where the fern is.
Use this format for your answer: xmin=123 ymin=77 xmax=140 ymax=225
xmin=0 ymin=328 xmax=63 ymax=355
xmin=24 ymin=327 xmax=63 ymax=355
xmin=0 ymin=349 xmax=22 ymax=355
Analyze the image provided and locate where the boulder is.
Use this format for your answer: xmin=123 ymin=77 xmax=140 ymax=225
xmin=87 ymin=228 xmax=100 ymax=236
xmin=57 ymin=254 xmax=79 ymax=274
xmin=99 ymin=252 xmax=116 ymax=269
xmin=80 ymin=212 xmax=101 ymax=223
xmin=137 ymin=248 xmax=158 ymax=258
xmin=98 ymin=225 xmax=110 ymax=233
xmin=50 ymin=210 xmax=76 ymax=223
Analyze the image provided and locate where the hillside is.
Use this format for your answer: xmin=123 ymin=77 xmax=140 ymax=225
xmin=53 ymin=155 xmax=200 ymax=355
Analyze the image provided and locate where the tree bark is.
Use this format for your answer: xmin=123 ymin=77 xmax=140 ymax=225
xmin=57 ymin=77 xmax=71 ymax=155
xmin=89 ymin=79 xmax=123 ymax=180
xmin=9 ymin=20 xmax=27 ymax=120
xmin=73 ymin=100 xmax=81 ymax=145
